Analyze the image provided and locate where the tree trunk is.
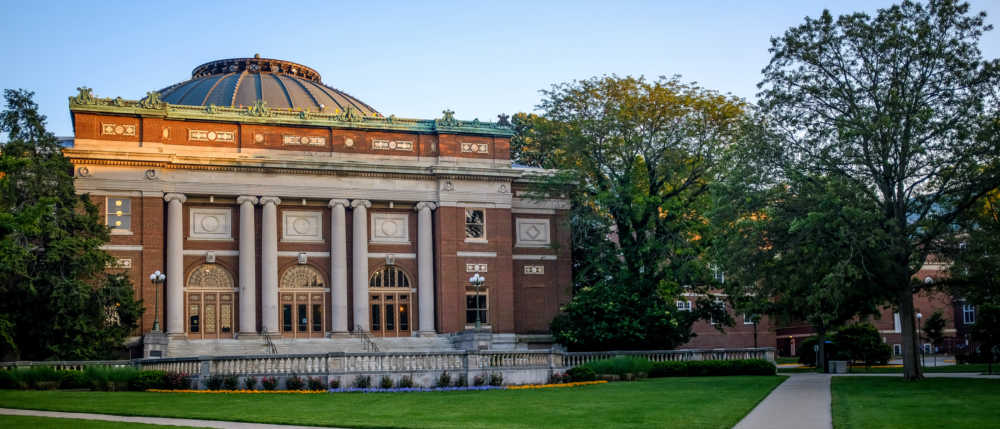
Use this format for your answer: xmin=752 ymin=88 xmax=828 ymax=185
xmin=897 ymin=287 xmax=923 ymax=380
xmin=817 ymin=327 xmax=827 ymax=373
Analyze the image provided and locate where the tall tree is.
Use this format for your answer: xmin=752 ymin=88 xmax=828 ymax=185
xmin=527 ymin=75 xmax=745 ymax=350
xmin=757 ymin=0 xmax=1000 ymax=379
xmin=940 ymin=188 xmax=1000 ymax=306
xmin=0 ymin=89 xmax=142 ymax=360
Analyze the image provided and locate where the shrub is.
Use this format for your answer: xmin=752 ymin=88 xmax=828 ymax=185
xmin=488 ymin=372 xmax=503 ymax=386
xmin=396 ymin=375 xmax=414 ymax=388
xmin=85 ymin=366 xmax=139 ymax=391
xmin=578 ymin=356 xmax=653 ymax=378
xmin=285 ymin=374 xmax=305 ymax=390
xmin=205 ymin=375 xmax=224 ymax=390
xmin=308 ymin=377 xmax=327 ymax=390
xmin=548 ymin=372 xmax=571 ymax=384
xmin=472 ymin=375 xmax=486 ymax=386
xmin=59 ymin=370 xmax=89 ymax=389
xmin=455 ymin=374 xmax=468 ymax=387
xmin=129 ymin=370 xmax=167 ymax=391
xmin=567 ymin=366 xmax=597 ymax=382
xmin=163 ymin=372 xmax=188 ymax=390
xmin=353 ymin=375 xmax=372 ymax=388
xmin=243 ymin=377 xmax=259 ymax=391
xmin=648 ymin=359 xmax=776 ymax=378
xmin=261 ymin=377 xmax=278 ymax=391
xmin=379 ymin=375 xmax=394 ymax=389
xmin=0 ymin=370 xmax=20 ymax=389
xmin=222 ymin=375 xmax=239 ymax=391
xmin=329 ymin=377 xmax=341 ymax=389
xmin=436 ymin=371 xmax=452 ymax=388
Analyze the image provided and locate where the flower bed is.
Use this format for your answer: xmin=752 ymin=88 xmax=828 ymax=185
xmin=507 ymin=380 xmax=607 ymax=390
xmin=147 ymin=389 xmax=327 ymax=394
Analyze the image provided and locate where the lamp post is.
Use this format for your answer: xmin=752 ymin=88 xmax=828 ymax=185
xmin=469 ymin=273 xmax=485 ymax=330
xmin=149 ymin=270 xmax=166 ymax=332
xmin=916 ymin=312 xmax=925 ymax=368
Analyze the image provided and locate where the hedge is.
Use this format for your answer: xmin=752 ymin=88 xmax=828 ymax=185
xmin=648 ymin=359 xmax=776 ymax=377
xmin=0 ymin=367 xmax=189 ymax=391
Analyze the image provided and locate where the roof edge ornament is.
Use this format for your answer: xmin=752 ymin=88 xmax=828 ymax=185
xmin=191 ymin=57 xmax=322 ymax=82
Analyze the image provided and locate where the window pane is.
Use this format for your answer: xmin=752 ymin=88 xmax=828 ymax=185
xmin=385 ymin=304 xmax=395 ymax=331
xmin=465 ymin=209 xmax=484 ymax=238
xmin=467 ymin=309 xmax=477 ymax=324
xmin=205 ymin=304 xmax=216 ymax=333
xmin=189 ymin=304 xmax=200 ymax=333
xmin=371 ymin=303 xmax=381 ymax=331
xmin=399 ymin=303 xmax=409 ymax=331
xmin=297 ymin=304 xmax=307 ymax=332
xmin=108 ymin=214 xmax=131 ymax=230
xmin=312 ymin=304 xmax=322 ymax=332
xmin=111 ymin=198 xmax=131 ymax=213
xmin=282 ymin=304 xmax=292 ymax=332
xmin=220 ymin=304 xmax=231 ymax=333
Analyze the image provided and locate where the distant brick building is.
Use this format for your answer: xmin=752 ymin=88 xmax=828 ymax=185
xmin=66 ymin=56 xmax=572 ymax=357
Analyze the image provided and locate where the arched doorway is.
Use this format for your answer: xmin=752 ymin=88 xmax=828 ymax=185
xmin=369 ymin=265 xmax=413 ymax=337
xmin=185 ymin=264 xmax=236 ymax=339
xmin=279 ymin=265 xmax=327 ymax=338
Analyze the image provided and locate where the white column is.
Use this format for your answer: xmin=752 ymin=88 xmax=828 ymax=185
xmin=351 ymin=199 xmax=371 ymax=332
xmin=260 ymin=196 xmax=281 ymax=334
xmin=328 ymin=199 xmax=350 ymax=334
xmin=237 ymin=195 xmax=258 ymax=335
xmin=415 ymin=202 xmax=437 ymax=335
xmin=164 ymin=193 xmax=186 ymax=335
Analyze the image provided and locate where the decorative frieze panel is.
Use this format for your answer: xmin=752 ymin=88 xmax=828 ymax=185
xmin=101 ymin=123 xmax=136 ymax=136
xmin=282 ymin=210 xmax=323 ymax=242
xmin=466 ymin=263 xmax=488 ymax=273
xmin=515 ymin=218 xmax=551 ymax=248
xmin=106 ymin=258 xmax=132 ymax=269
xmin=524 ymin=265 xmax=545 ymax=275
xmin=282 ymin=135 xmax=327 ymax=146
xmin=372 ymin=139 xmax=414 ymax=151
xmin=460 ymin=142 xmax=489 ymax=153
xmin=189 ymin=208 xmax=232 ymax=240
xmin=188 ymin=129 xmax=235 ymax=143
xmin=371 ymin=213 xmax=409 ymax=244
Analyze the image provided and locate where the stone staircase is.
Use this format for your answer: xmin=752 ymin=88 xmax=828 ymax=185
xmin=165 ymin=334 xmax=458 ymax=357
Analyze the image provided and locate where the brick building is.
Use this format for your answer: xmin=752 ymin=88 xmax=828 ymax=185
xmin=65 ymin=56 xmax=572 ymax=357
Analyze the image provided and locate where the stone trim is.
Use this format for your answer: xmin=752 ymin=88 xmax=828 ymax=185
xmin=457 ymin=251 xmax=497 ymax=258
xmin=101 ymin=244 xmax=144 ymax=251
xmin=511 ymin=254 xmax=557 ymax=260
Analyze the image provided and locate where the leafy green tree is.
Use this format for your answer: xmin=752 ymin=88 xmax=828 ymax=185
xmin=968 ymin=304 xmax=1000 ymax=374
xmin=833 ymin=323 xmax=892 ymax=369
xmin=0 ymin=88 xmax=143 ymax=360
xmin=941 ymin=189 xmax=1000 ymax=306
xmin=527 ymin=75 xmax=746 ymax=350
xmin=757 ymin=0 xmax=1000 ymax=380
xmin=922 ymin=310 xmax=946 ymax=365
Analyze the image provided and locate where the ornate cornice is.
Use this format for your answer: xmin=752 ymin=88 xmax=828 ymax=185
xmin=69 ymin=88 xmax=514 ymax=137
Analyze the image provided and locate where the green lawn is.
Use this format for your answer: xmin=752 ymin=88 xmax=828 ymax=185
xmin=832 ymin=376 xmax=1000 ymax=429
xmin=0 ymin=376 xmax=786 ymax=429
xmin=779 ymin=364 xmax=996 ymax=374
xmin=0 ymin=415 xmax=195 ymax=428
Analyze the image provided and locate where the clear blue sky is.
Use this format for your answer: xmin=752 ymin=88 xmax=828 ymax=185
xmin=3 ymin=0 xmax=999 ymax=137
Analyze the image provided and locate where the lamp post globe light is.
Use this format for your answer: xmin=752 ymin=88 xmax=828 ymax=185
xmin=469 ymin=273 xmax=485 ymax=330
xmin=149 ymin=270 xmax=166 ymax=332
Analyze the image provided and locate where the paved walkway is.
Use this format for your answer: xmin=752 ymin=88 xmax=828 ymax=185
xmin=733 ymin=373 xmax=832 ymax=429
xmin=0 ymin=408 xmax=343 ymax=428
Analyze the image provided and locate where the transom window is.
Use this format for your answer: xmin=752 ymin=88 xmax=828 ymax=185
xmin=106 ymin=197 xmax=131 ymax=232
xmin=369 ymin=265 xmax=411 ymax=289
xmin=963 ymin=304 xmax=976 ymax=325
xmin=465 ymin=209 xmax=485 ymax=240
xmin=280 ymin=265 xmax=325 ymax=289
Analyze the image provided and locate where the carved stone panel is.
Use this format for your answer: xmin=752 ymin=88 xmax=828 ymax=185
xmin=282 ymin=210 xmax=323 ymax=242
xmin=189 ymin=208 xmax=232 ymax=241
xmin=371 ymin=212 xmax=410 ymax=244
xmin=460 ymin=142 xmax=489 ymax=153
xmin=515 ymin=218 xmax=551 ymax=248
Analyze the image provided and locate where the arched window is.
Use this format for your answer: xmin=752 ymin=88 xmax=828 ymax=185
xmin=280 ymin=265 xmax=325 ymax=288
xmin=186 ymin=264 xmax=234 ymax=288
xmin=369 ymin=265 xmax=411 ymax=288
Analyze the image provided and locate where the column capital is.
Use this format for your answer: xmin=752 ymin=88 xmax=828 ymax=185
xmin=351 ymin=199 xmax=371 ymax=209
xmin=236 ymin=195 xmax=259 ymax=205
xmin=163 ymin=193 xmax=187 ymax=203
xmin=414 ymin=201 xmax=438 ymax=212
xmin=328 ymin=199 xmax=350 ymax=208
xmin=260 ymin=196 xmax=281 ymax=206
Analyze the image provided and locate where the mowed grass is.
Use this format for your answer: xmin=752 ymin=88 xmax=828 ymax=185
xmin=779 ymin=364 xmax=996 ymax=374
xmin=0 ymin=376 xmax=786 ymax=429
xmin=832 ymin=376 xmax=1000 ymax=429
xmin=0 ymin=415 xmax=196 ymax=428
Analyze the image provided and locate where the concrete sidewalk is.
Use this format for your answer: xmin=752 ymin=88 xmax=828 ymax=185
xmin=0 ymin=408 xmax=343 ymax=428
xmin=732 ymin=374 xmax=831 ymax=429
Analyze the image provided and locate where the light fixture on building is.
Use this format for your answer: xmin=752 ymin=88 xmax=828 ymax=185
xmin=149 ymin=270 xmax=166 ymax=332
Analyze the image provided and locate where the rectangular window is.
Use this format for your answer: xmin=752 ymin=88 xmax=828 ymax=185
xmin=676 ymin=300 xmax=692 ymax=311
xmin=465 ymin=209 xmax=485 ymax=240
xmin=893 ymin=344 xmax=902 ymax=356
xmin=220 ymin=303 xmax=231 ymax=333
xmin=297 ymin=304 xmax=307 ymax=332
xmin=384 ymin=295 xmax=395 ymax=331
xmin=189 ymin=304 xmax=200 ymax=333
xmin=744 ymin=314 xmax=755 ymax=325
xmin=466 ymin=293 xmax=488 ymax=325
xmin=712 ymin=267 xmax=725 ymax=284
xmin=106 ymin=197 xmax=132 ymax=232
xmin=399 ymin=302 xmax=409 ymax=331
xmin=371 ymin=300 xmax=381 ymax=332
xmin=312 ymin=304 xmax=322 ymax=332
xmin=963 ymin=304 xmax=976 ymax=325
xmin=282 ymin=304 xmax=292 ymax=332
xmin=710 ymin=300 xmax=725 ymax=325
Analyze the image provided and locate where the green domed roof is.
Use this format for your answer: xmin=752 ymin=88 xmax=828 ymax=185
xmin=158 ymin=55 xmax=379 ymax=116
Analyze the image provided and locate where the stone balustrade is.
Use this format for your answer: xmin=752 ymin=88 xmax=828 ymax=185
xmin=1 ymin=347 xmax=775 ymax=387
